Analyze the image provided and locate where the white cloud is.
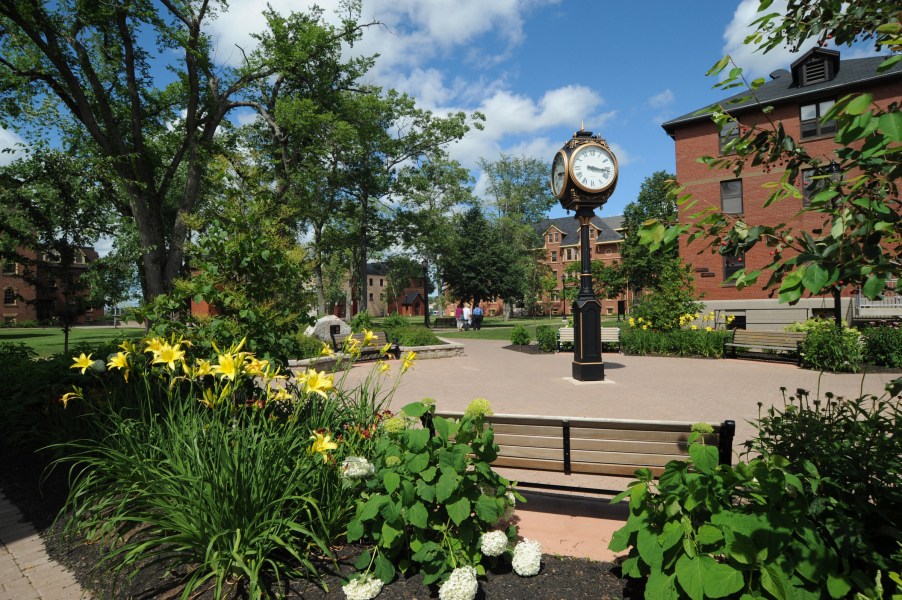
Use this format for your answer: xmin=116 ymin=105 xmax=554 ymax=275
xmin=648 ymin=89 xmax=674 ymax=109
xmin=93 ymin=235 xmax=115 ymax=258
xmin=0 ymin=128 xmax=27 ymax=166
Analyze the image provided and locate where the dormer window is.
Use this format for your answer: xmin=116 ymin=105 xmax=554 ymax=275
xmin=790 ymin=48 xmax=840 ymax=87
xmin=801 ymin=57 xmax=830 ymax=85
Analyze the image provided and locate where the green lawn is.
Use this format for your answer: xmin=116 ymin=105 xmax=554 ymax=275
xmin=0 ymin=327 xmax=145 ymax=356
xmin=440 ymin=322 xmax=566 ymax=340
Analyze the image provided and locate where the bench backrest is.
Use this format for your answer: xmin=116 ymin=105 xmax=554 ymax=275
xmin=731 ymin=330 xmax=806 ymax=345
xmin=558 ymin=327 xmax=619 ymax=342
xmin=435 ymin=412 xmax=734 ymax=478
xmin=332 ymin=330 xmax=391 ymax=350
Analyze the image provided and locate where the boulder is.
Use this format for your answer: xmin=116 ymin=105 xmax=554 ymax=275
xmin=305 ymin=315 xmax=352 ymax=343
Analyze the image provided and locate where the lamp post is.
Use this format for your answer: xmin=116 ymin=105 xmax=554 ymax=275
xmin=422 ymin=258 xmax=430 ymax=328
xmin=549 ymin=127 xmax=619 ymax=381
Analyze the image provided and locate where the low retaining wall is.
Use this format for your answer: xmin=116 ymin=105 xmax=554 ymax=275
xmin=288 ymin=337 xmax=464 ymax=370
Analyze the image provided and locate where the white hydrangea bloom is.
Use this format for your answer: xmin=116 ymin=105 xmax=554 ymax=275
xmin=512 ymin=539 xmax=542 ymax=577
xmin=438 ymin=565 xmax=478 ymax=600
xmin=342 ymin=576 xmax=383 ymax=600
xmin=341 ymin=456 xmax=375 ymax=480
xmin=499 ymin=489 xmax=516 ymax=522
xmin=90 ymin=359 xmax=106 ymax=372
xmin=480 ymin=530 xmax=508 ymax=557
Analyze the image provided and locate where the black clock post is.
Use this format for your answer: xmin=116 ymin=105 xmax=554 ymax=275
xmin=549 ymin=127 xmax=618 ymax=382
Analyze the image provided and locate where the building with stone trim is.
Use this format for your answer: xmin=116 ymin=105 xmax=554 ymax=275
xmin=662 ymin=48 xmax=902 ymax=329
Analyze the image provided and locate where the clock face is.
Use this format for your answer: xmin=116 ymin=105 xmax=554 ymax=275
xmin=570 ymin=144 xmax=617 ymax=193
xmin=550 ymin=151 xmax=568 ymax=198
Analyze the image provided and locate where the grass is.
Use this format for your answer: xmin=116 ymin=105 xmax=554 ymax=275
xmin=440 ymin=322 xmax=566 ymax=340
xmin=0 ymin=326 xmax=145 ymax=356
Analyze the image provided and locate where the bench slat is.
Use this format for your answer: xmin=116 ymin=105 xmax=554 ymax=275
xmin=491 ymin=424 xmax=715 ymax=444
xmin=482 ymin=414 xmax=719 ymax=433
xmin=497 ymin=445 xmax=686 ymax=467
xmin=494 ymin=456 xmax=667 ymax=478
xmin=495 ymin=433 xmax=690 ymax=455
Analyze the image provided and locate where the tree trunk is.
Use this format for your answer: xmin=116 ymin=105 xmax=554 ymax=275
xmin=313 ymin=224 xmax=326 ymax=316
xmin=833 ymin=287 xmax=843 ymax=328
xmin=359 ymin=193 xmax=369 ymax=314
xmin=502 ymin=301 xmax=511 ymax=321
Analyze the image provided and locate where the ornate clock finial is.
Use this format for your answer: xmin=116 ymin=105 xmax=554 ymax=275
xmin=581 ymin=121 xmax=584 ymax=131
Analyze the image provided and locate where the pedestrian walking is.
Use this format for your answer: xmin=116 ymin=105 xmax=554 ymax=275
xmin=462 ymin=302 xmax=472 ymax=332
xmin=455 ymin=302 xmax=464 ymax=331
xmin=472 ymin=304 xmax=484 ymax=330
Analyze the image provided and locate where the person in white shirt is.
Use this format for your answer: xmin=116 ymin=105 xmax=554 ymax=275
xmin=462 ymin=303 xmax=472 ymax=331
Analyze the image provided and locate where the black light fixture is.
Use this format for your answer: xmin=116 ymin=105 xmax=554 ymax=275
xmin=827 ymin=160 xmax=842 ymax=181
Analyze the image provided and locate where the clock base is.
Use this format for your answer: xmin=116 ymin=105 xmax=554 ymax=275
xmin=572 ymin=360 xmax=605 ymax=382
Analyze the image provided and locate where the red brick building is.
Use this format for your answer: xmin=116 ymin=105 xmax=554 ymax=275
xmin=662 ymin=49 xmax=902 ymax=329
xmin=0 ymin=247 xmax=104 ymax=325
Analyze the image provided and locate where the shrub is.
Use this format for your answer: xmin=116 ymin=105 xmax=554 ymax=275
xmin=349 ymin=310 xmax=374 ymax=333
xmin=509 ymin=324 xmax=531 ymax=345
xmin=345 ymin=399 xmax=521 ymax=587
xmin=861 ymin=321 xmax=902 ymax=367
xmin=394 ymin=326 xmax=440 ymax=346
xmin=294 ymin=333 xmax=326 ymax=359
xmin=746 ymin=389 xmax=902 ymax=590
xmin=799 ymin=321 xmax=862 ymax=372
xmin=381 ymin=312 xmax=408 ymax=330
xmin=535 ymin=325 xmax=557 ymax=353
xmin=610 ymin=427 xmax=846 ymax=600
xmin=627 ymin=261 xmax=704 ymax=331
xmin=620 ymin=329 xmax=729 ymax=357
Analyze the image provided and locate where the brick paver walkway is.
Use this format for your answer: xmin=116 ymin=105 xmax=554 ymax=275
xmin=0 ymin=492 xmax=89 ymax=600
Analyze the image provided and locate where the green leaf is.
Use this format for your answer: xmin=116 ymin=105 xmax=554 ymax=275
xmin=697 ymin=524 xmax=724 ymax=545
xmin=702 ymin=561 xmax=744 ymax=598
xmin=416 ymin=479 xmax=436 ymax=502
xmin=347 ymin=518 xmax=364 ymax=542
xmin=375 ymin=553 xmax=396 ymax=584
xmin=407 ymin=428 xmax=430 ymax=453
xmin=675 ymin=555 xmax=706 ymax=600
xmin=846 ymin=93 xmax=873 ymax=115
xmin=433 ymin=416 xmax=451 ymax=442
xmin=379 ymin=499 xmax=402 ymax=523
xmin=401 ymin=402 xmax=428 ymax=418
xmin=879 ymin=111 xmax=902 ymax=142
xmin=407 ymin=452 xmax=429 ymax=474
xmin=446 ymin=496 xmax=471 ymax=526
xmin=408 ymin=502 xmax=429 ymax=529
xmin=801 ymin=263 xmax=829 ymax=294
xmin=354 ymin=549 xmax=372 ymax=570
xmin=475 ymin=494 xmax=501 ymax=522
xmin=826 ymin=572 xmax=852 ymax=598
xmin=728 ymin=533 xmax=758 ymax=564
xmin=660 ymin=520 xmax=684 ymax=550
xmin=706 ymin=56 xmax=731 ymax=77
xmin=688 ymin=444 xmax=718 ymax=474
xmin=435 ymin=473 xmax=461 ymax=503
xmin=877 ymin=54 xmax=902 ymax=74
xmin=862 ymin=273 xmax=887 ymax=299
xmin=608 ymin=527 xmax=632 ymax=553
xmin=439 ymin=448 xmax=467 ymax=474
xmin=360 ymin=495 xmax=386 ymax=522
xmin=646 ymin=570 xmax=678 ymax=600
xmin=381 ymin=520 xmax=401 ymax=546
xmin=629 ymin=482 xmax=648 ymax=510
xmin=760 ymin=564 xmax=787 ymax=600
xmin=383 ymin=471 xmax=400 ymax=494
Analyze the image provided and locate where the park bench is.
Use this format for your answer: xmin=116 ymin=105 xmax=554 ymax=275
xmin=329 ymin=328 xmax=400 ymax=360
xmin=557 ymin=327 xmax=621 ymax=353
xmin=433 ymin=412 xmax=735 ymax=496
xmin=433 ymin=316 xmax=456 ymax=328
xmin=723 ymin=329 xmax=807 ymax=366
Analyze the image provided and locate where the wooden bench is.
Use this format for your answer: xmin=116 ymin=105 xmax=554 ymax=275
xmin=432 ymin=412 xmax=735 ymax=496
xmin=557 ymin=327 xmax=621 ymax=353
xmin=329 ymin=330 xmax=400 ymax=360
xmin=723 ymin=329 xmax=807 ymax=366
xmin=433 ymin=316 xmax=456 ymax=328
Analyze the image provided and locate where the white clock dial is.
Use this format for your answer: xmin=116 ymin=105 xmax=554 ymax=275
xmin=551 ymin=151 xmax=568 ymax=197
xmin=570 ymin=144 xmax=617 ymax=192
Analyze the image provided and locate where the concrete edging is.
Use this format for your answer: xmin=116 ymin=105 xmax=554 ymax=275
xmin=288 ymin=337 xmax=464 ymax=369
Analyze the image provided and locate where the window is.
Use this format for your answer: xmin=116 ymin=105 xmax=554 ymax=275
xmin=719 ymin=122 xmax=739 ymax=155
xmin=555 ymin=233 xmax=559 ymax=242
xmin=800 ymin=99 xmax=837 ymax=139
xmin=552 ymin=270 xmax=557 ymax=281
xmin=566 ymin=248 xmax=572 ymax=261
xmin=548 ymin=234 xmax=553 ymax=244
xmin=3 ymin=288 xmax=15 ymax=306
xmin=551 ymin=251 xmax=557 ymax=262
xmin=379 ymin=279 xmax=383 ymax=286
xmin=4 ymin=317 xmax=14 ymax=325
xmin=74 ymin=252 xmax=85 ymax=265
xmin=800 ymin=56 xmax=833 ymax=86
xmin=590 ymin=229 xmax=595 ymax=238
xmin=369 ymin=292 xmax=373 ymax=301
xmin=720 ymin=179 xmax=743 ymax=214
xmin=724 ymin=254 xmax=745 ymax=285
xmin=369 ymin=278 xmax=372 ymax=286
xmin=43 ymin=251 xmax=60 ymax=263
xmin=1 ymin=260 xmax=15 ymax=275
xmin=605 ymin=248 xmax=612 ymax=255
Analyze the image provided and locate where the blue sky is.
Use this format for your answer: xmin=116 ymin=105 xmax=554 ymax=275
xmin=0 ymin=0 xmax=884 ymax=238
xmin=199 ymin=0 xmax=881 ymax=220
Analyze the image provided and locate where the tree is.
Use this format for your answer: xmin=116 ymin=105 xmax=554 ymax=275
xmin=477 ymin=154 xmax=555 ymax=319
xmin=439 ymin=205 xmax=524 ymax=309
xmin=381 ymin=256 xmax=427 ymax=314
xmin=639 ymin=2 xmax=902 ymax=328
xmin=0 ymin=150 xmax=114 ymax=352
xmin=0 ymin=1 xmax=374 ymax=302
xmin=521 ymin=249 xmax=556 ymax=321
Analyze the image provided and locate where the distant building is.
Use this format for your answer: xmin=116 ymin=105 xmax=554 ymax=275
xmin=333 ymin=262 xmax=426 ymax=318
xmin=0 ymin=247 xmax=104 ymax=324
xmin=662 ymin=48 xmax=902 ymax=329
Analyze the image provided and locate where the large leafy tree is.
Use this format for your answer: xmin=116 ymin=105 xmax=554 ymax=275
xmin=0 ymin=0 xmax=373 ymax=302
xmin=640 ymin=1 xmax=902 ymax=327
xmin=439 ymin=205 xmax=524 ymax=309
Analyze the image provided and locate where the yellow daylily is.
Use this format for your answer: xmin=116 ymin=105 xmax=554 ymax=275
xmin=70 ymin=353 xmax=93 ymax=375
xmin=380 ymin=342 xmax=392 ymax=356
xmin=706 ymin=326 xmax=713 ymax=331
xmin=245 ymin=357 xmax=270 ymax=377
xmin=60 ymin=387 xmax=82 ymax=408
xmin=362 ymin=329 xmax=378 ymax=347
xmin=347 ymin=338 xmax=361 ymax=356
xmin=194 ymin=359 xmax=214 ymax=378
xmin=119 ymin=340 xmax=137 ymax=355
xmin=628 ymin=318 xmax=635 ymax=327
xmin=376 ymin=361 xmax=391 ymax=375
xmin=637 ymin=317 xmax=643 ymax=323
xmin=143 ymin=338 xmax=163 ymax=354
xmin=271 ymin=387 xmax=292 ymax=402
xmin=301 ymin=369 xmax=334 ymax=398
xmin=152 ymin=342 xmax=186 ymax=370
xmin=107 ymin=352 xmax=130 ymax=382
xmin=400 ymin=351 xmax=417 ymax=374
xmin=198 ymin=383 xmax=232 ymax=409
xmin=213 ymin=353 xmax=243 ymax=381
xmin=320 ymin=344 xmax=335 ymax=357
xmin=642 ymin=324 xmax=648 ymax=330
xmin=308 ymin=431 xmax=338 ymax=462
xmin=691 ymin=325 xmax=698 ymax=330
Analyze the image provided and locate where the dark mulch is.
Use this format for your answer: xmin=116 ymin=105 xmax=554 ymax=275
xmin=0 ymin=445 xmax=642 ymax=600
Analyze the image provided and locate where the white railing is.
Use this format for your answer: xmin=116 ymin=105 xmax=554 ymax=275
xmin=855 ymin=279 xmax=902 ymax=317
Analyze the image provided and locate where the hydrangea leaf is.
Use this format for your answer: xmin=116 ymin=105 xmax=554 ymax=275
xmin=406 ymin=428 xmax=430 ymax=453
xmin=408 ymin=501 xmax=428 ymax=529
xmin=346 ymin=518 xmax=364 ymax=542
xmin=375 ymin=553 xmax=396 ymax=584
xmin=436 ymin=472 xmax=461 ymax=503
xmin=675 ymin=554 xmax=709 ymax=600
xmin=446 ymin=496 xmax=471 ymax=526
xmin=416 ymin=479 xmax=436 ymax=502
xmin=688 ymin=443 xmax=719 ymax=474
xmin=646 ymin=570 xmax=679 ymax=600
xmin=475 ymin=494 xmax=501 ymax=522
xmin=401 ymin=402 xmax=428 ymax=418
xmin=383 ymin=471 xmax=400 ymax=494
xmin=702 ymin=560 xmax=744 ymax=598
